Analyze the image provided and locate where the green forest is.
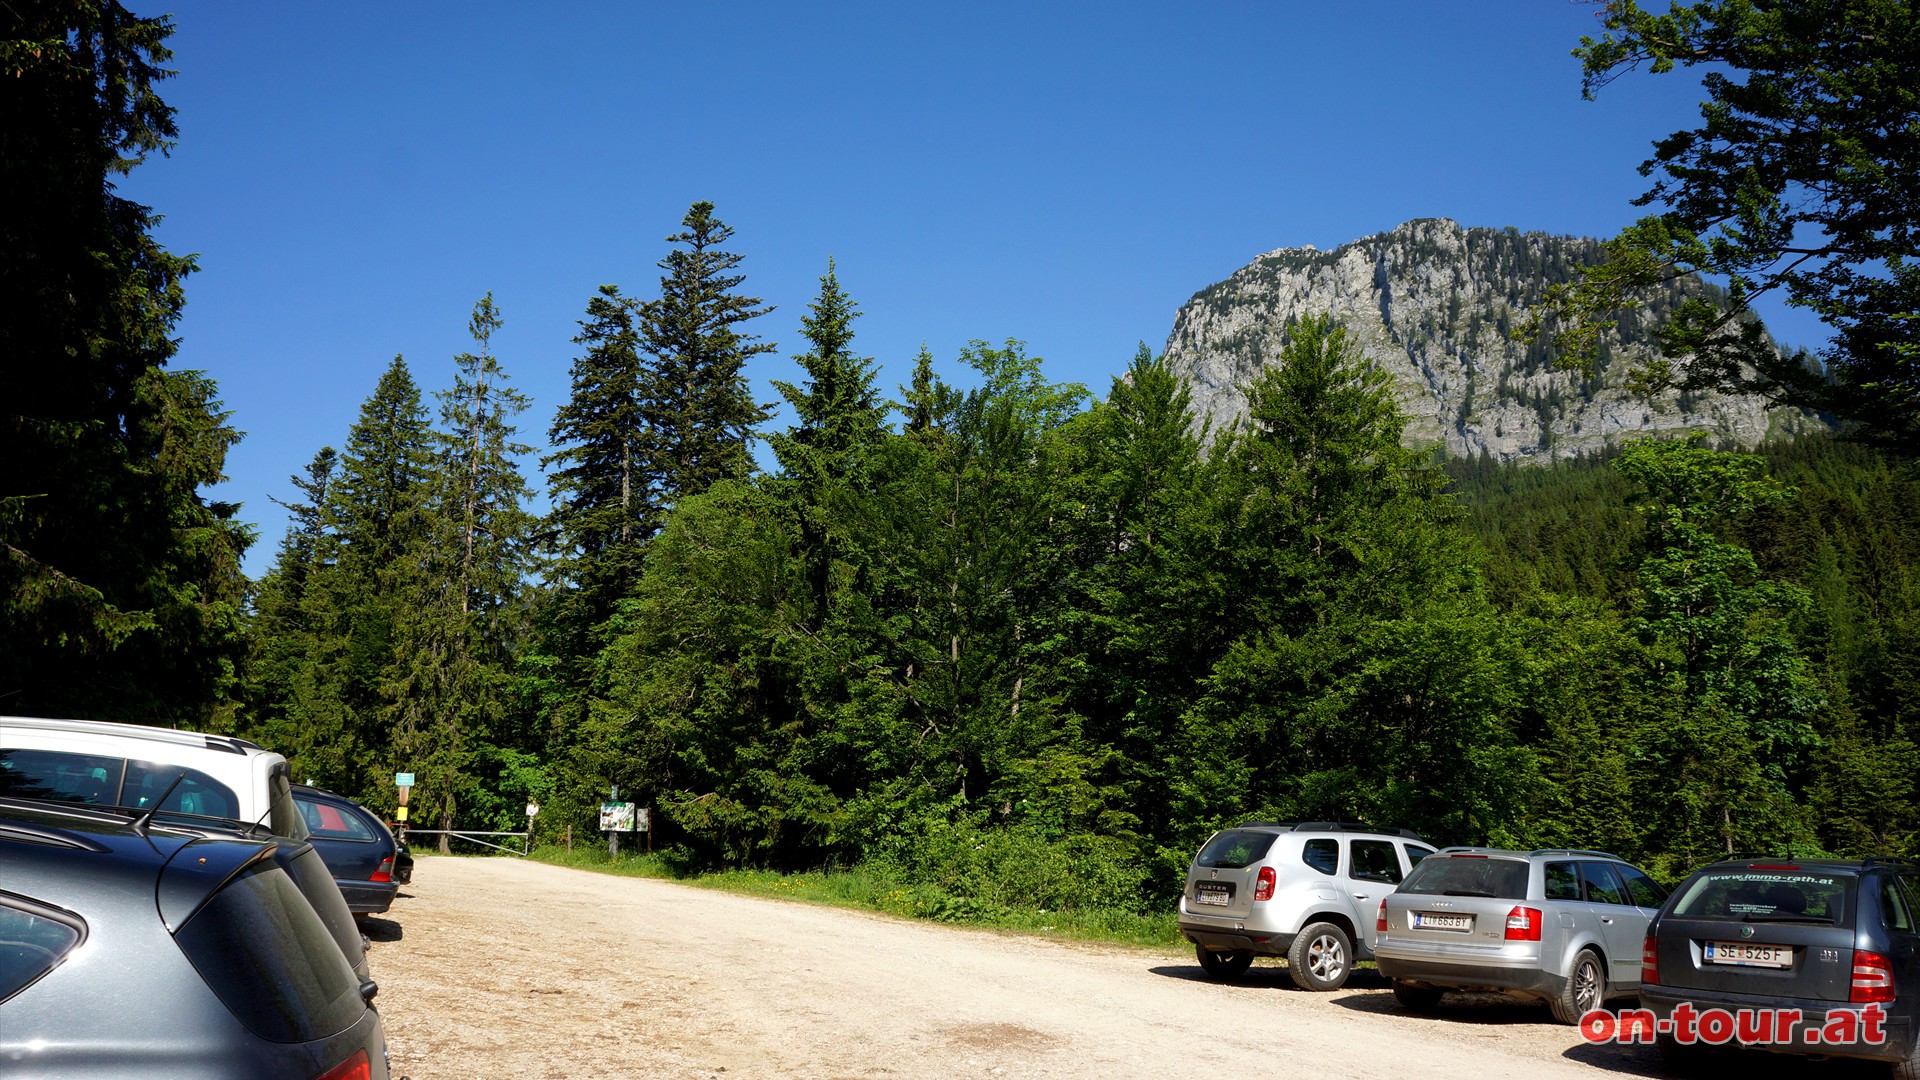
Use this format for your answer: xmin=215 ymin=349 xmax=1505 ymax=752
xmin=6 ymin=2 xmax=1919 ymax=921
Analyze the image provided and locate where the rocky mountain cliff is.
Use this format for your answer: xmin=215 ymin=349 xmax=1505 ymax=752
xmin=1162 ymin=218 xmax=1810 ymax=462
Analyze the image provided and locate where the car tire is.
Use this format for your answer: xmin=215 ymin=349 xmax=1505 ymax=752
xmin=1391 ymin=980 xmax=1444 ymax=1012
xmin=1549 ymin=949 xmax=1607 ymax=1025
xmin=1195 ymin=944 xmax=1253 ymax=979
xmin=1890 ymin=1026 xmax=1920 ymax=1080
xmin=1285 ymin=922 xmax=1352 ymax=991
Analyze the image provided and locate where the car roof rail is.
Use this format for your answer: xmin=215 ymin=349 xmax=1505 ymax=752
xmin=1864 ymin=856 xmax=1920 ymax=867
xmin=1291 ymin=821 xmax=1427 ymax=840
xmin=1237 ymin=820 xmax=1298 ymax=829
xmin=0 ymin=816 xmax=115 ymax=853
xmin=1528 ymin=848 xmax=1623 ymax=860
xmin=0 ymin=793 xmax=272 ymax=840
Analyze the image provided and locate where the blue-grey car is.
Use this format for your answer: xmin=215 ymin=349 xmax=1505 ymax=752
xmin=1642 ymin=857 xmax=1920 ymax=1074
xmin=0 ymin=799 xmax=390 ymax=1079
xmin=295 ymin=785 xmax=407 ymax=916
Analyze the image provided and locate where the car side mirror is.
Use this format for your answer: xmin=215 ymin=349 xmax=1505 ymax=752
xmin=360 ymin=979 xmax=379 ymax=1005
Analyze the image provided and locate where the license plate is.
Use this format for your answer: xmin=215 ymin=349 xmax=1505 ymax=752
xmin=1704 ymin=941 xmax=1793 ymax=968
xmin=1411 ymin=911 xmax=1472 ymax=931
xmin=1195 ymin=884 xmax=1231 ymax=907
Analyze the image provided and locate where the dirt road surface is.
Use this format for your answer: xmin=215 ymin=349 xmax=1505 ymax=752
xmin=365 ymin=856 xmax=1867 ymax=1080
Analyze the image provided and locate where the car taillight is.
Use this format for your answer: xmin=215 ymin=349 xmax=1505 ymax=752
xmin=1641 ymin=931 xmax=1659 ymax=985
xmin=1377 ymin=899 xmax=1389 ymax=934
xmin=1853 ymin=949 xmax=1896 ymax=1003
xmin=370 ymin=855 xmax=394 ymax=884
xmin=1504 ymin=906 xmax=1543 ymax=941
xmin=315 ymin=1048 xmax=370 ymax=1080
xmin=1254 ymin=866 xmax=1277 ymax=902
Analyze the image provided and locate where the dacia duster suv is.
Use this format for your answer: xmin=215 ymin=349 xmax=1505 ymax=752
xmin=1179 ymin=821 xmax=1434 ymax=990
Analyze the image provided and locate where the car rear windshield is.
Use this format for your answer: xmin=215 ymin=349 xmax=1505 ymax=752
xmin=1670 ymin=869 xmax=1857 ymax=926
xmin=299 ymin=797 xmax=377 ymax=841
xmin=1400 ymin=855 xmax=1531 ymax=899
xmin=1195 ymin=830 xmax=1279 ymax=870
xmin=174 ymin=863 xmax=365 ymax=1043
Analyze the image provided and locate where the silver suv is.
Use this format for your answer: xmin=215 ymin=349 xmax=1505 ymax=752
xmin=1375 ymin=847 xmax=1667 ymax=1023
xmin=1179 ymin=821 xmax=1435 ymax=990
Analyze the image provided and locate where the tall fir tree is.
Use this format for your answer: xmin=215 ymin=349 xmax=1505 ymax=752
xmin=638 ymin=201 xmax=774 ymax=505
xmin=1 ymin=2 xmax=251 ymax=723
xmin=388 ymin=295 xmax=537 ymax=849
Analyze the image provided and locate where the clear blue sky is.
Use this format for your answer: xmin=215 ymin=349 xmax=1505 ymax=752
xmin=127 ymin=2 xmax=1827 ymax=576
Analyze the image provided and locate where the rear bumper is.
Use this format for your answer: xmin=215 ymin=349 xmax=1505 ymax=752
xmin=336 ymin=878 xmax=398 ymax=914
xmin=1178 ymin=914 xmax=1294 ymax=957
xmin=1639 ymin=985 xmax=1915 ymax=1063
xmin=1375 ymin=940 xmax=1561 ymax=999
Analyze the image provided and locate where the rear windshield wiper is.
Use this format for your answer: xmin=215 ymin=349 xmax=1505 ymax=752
xmin=1744 ymin=913 xmax=1835 ymax=923
xmin=1442 ymin=889 xmax=1497 ymax=898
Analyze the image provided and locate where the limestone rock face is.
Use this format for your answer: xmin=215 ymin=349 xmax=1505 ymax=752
xmin=1162 ymin=218 xmax=1806 ymax=462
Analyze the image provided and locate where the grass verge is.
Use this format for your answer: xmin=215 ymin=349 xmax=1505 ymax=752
xmin=525 ymin=845 xmax=1184 ymax=952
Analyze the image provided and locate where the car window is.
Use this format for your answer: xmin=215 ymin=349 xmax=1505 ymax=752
xmin=1671 ymin=870 xmax=1855 ymax=925
xmin=0 ymin=896 xmax=83 ymax=1004
xmin=1400 ymin=855 xmax=1530 ymax=899
xmin=1617 ymin=864 xmax=1667 ymax=908
xmin=1195 ymin=830 xmax=1277 ymax=870
xmin=1301 ymin=838 xmax=1339 ymax=875
xmin=1881 ymin=876 xmax=1913 ymax=933
xmin=1403 ymin=844 xmax=1434 ymax=869
xmin=1350 ymin=839 xmax=1402 ymax=883
xmin=298 ymin=796 xmax=377 ymax=841
xmin=122 ymin=760 xmax=240 ymax=820
xmin=174 ymin=863 xmax=366 ymax=1043
xmin=0 ymin=749 xmax=124 ymax=804
xmin=1544 ymin=861 xmax=1580 ymax=901
xmin=1580 ymin=862 xmax=1629 ymax=905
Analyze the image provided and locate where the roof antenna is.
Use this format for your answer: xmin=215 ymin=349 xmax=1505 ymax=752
xmin=132 ymin=772 xmax=188 ymax=837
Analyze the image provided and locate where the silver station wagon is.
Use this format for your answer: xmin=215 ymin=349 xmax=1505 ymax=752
xmin=1375 ymin=847 xmax=1667 ymax=1023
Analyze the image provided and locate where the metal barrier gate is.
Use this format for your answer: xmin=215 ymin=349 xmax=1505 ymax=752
xmin=399 ymin=828 xmax=530 ymax=856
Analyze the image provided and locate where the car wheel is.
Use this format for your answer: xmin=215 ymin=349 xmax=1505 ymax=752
xmin=1285 ymin=922 xmax=1352 ymax=991
xmin=1550 ymin=949 xmax=1606 ymax=1025
xmin=1889 ymin=1025 xmax=1920 ymax=1080
xmin=1391 ymin=980 xmax=1444 ymax=1012
xmin=1195 ymin=944 xmax=1253 ymax=979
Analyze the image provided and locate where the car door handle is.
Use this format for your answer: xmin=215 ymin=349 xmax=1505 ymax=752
xmin=1601 ymin=917 xmax=1615 ymax=924
xmin=1353 ymin=894 xmax=1370 ymax=900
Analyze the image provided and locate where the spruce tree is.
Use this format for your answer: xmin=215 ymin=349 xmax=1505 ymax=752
xmin=638 ymin=201 xmax=774 ymax=505
xmin=546 ymin=284 xmax=659 ymax=623
xmin=1 ymin=3 xmax=250 ymax=722
xmin=387 ymin=295 xmax=537 ymax=849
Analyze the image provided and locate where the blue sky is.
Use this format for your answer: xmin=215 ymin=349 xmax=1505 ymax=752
xmin=127 ymin=2 xmax=1827 ymax=576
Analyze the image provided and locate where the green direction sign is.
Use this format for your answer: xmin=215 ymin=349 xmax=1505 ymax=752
xmin=395 ymin=773 xmax=415 ymax=787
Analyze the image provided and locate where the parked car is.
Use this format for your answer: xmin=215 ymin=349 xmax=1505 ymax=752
xmin=0 ymin=715 xmax=308 ymax=840
xmin=1640 ymin=857 xmax=1920 ymax=1074
xmin=1178 ymin=821 xmax=1435 ymax=990
xmin=1375 ymin=847 xmax=1666 ymax=1022
xmin=0 ymin=799 xmax=389 ymax=1079
xmin=0 ymin=792 xmax=375 ymax=985
xmin=295 ymin=785 xmax=410 ymax=915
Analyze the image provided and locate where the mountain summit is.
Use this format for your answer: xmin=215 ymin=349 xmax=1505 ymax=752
xmin=1161 ymin=218 xmax=1810 ymax=462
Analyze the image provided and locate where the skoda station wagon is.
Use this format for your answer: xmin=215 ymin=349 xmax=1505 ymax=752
xmin=1641 ymin=858 xmax=1920 ymax=1073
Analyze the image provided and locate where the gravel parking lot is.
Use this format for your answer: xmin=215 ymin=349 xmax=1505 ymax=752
xmin=368 ymin=857 xmax=1883 ymax=1079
